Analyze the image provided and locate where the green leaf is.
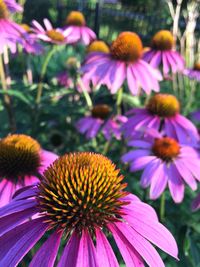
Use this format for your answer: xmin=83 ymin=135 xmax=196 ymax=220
xmin=0 ymin=89 xmax=31 ymax=105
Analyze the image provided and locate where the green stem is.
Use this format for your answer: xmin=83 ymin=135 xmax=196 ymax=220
xmin=78 ymin=77 xmax=93 ymax=108
xmin=116 ymin=87 xmax=123 ymax=114
xmin=102 ymin=140 xmax=111 ymax=155
xmin=0 ymin=54 xmax=16 ymax=133
xmin=160 ymin=192 xmax=165 ymax=222
xmin=36 ymin=45 xmax=57 ymax=105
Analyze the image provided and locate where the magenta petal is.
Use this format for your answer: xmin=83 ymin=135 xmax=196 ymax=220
xmin=39 ymin=149 xmax=58 ymax=174
xmin=0 ymin=218 xmax=48 ymax=267
xmin=122 ymin=214 xmax=178 ymax=259
xmin=150 ymin=163 xmax=168 ymax=199
xmin=58 ymin=231 xmax=80 ymax=267
xmin=108 ymin=223 xmax=144 ymax=267
xmin=0 ymin=199 xmax=37 ymax=217
xmin=30 ymin=230 xmax=62 ymax=267
xmin=0 ymin=180 xmax=14 ymax=207
xmin=140 ymin=159 xmax=161 ymax=188
xmin=112 ymin=222 xmax=166 ymax=267
xmin=96 ymin=228 xmax=119 ymax=267
xmin=76 ymin=229 xmax=99 ymax=267
xmin=0 ymin=207 xmax=37 ymax=236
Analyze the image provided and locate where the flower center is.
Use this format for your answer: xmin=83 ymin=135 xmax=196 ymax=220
xmin=66 ymin=11 xmax=86 ymax=26
xmin=0 ymin=134 xmax=41 ymax=180
xmin=110 ymin=32 xmax=143 ymax=62
xmin=151 ymin=30 xmax=174 ymax=51
xmin=20 ymin=23 xmax=31 ymax=33
xmin=152 ymin=137 xmax=180 ymax=161
xmin=193 ymin=62 xmax=200 ymax=71
xmin=87 ymin=40 xmax=110 ymax=54
xmin=0 ymin=0 xmax=8 ymax=19
xmin=147 ymin=94 xmax=180 ymax=118
xmin=91 ymin=104 xmax=111 ymax=120
xmin=46 ymin=29 xmax=65 ymax=42
xmin=37 ymin=152 xmax=127 ymax=232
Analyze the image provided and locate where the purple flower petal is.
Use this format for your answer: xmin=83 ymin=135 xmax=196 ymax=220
xmin=58 ymin=231 xmax=80 ymax=267
xmin=96 ymin=228 xmax=119 ymax=267
xmin=12 ymin=186 xmax=38 ymax=200
xmin=150 ymin=163 xmax=168 ymax=199
xmin=192 ymin=193 xmax=200 ymax=211
xmin=30 ymin=230 xmax=62 ymax=267
xmin=121 ymin=149 xmax=151 ymax=163
xmin=168 ymin=164 xmax=184 ymax=203
xmin=140 ymin=158 xmax=161 ymax=188
xmin=0 ymin=218 xmax=48 ymax=267
xmin=108 ymin=223 xmax=144 ymax=267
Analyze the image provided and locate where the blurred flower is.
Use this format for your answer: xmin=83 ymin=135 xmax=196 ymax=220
xmin=0 ymin=134 xmax=57 ymax=207
xmin=0 ymin=0 xmax=28 ymax=53
xmin=4 ymin=0 xmax=23 ymax=13
xmin=122 ymin=130 xmax=200 ymax=203
xmin=122 ymin=93 xmax=199 ymax=145
xmin=57 ymin=71 xmax=73 ymax=88
xmin=76 ymin=104 xmax=127 ymax=139
xmin=143 ymin=30 xmax=185 ymax=76
xmin=64 ymin=11 xmax=96 ymax=45
xmin=192 ymin=193 xmax=200 ymax=211
xmin=183 ymin=62 xmax=200 ymax=82
xmin=81 ymin=31 xmax=162 ymax=95
xmin=87 ymin=40 xmax=110 ymax=54
xmin=0 ymin=152 xmax=178 ymax=266
xmin=32 ymin=18 xmax=72 ymax=45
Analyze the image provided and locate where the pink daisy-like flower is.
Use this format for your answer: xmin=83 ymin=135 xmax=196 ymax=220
xmin=64 ymin=11 xmax=96 ymax=45
xmin=192 ymin=193 xmax=200 ymax=211
xmin=183 ymin=62 xmax=200 ymax=82
xmin=32 ymin=18 xmax=72 ymax=45
xmin=4 ymin=0 xmax=23 ymax=13
xmin=57 ymin=71 xmax=73 ymax=88
xmin=81 ymin=31 xmax=162 ymax=95
xmin=122 ymin=93 xmax=199 ymax=145
xmin=0 ymin=152 xmax=178 ymax=267
xmin=143 ymin=30 xmax=185 ymax=76
xmin=0 ymin=0 xmax=28 ymax=53
xmin=0 ymin=134 xmax=57 ymax=207
xmin=76 ymin=104 xmax=127 ymax=139
xmin=122 ymin=129 xmax=200 ymax=203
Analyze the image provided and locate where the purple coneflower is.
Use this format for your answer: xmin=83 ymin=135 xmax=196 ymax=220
xmin=143 ymin=30 xmax=184 ymax=76
xmin=192 ymin=193 xmax=200 ymax=211
xmin=0 ymin=0 xmax=28 ymax=53
xmin=64 ymin=11 xmax=96 ymax=45
xmin=32 ymin=18 xmax=72 ymax=45
xmin=122 ymin=93 xmax=199 ymax=145
xmin=76 ymin=104 xmax=127 ymax=140
xmin=0 ymin=152 xmax=178 ymax=266
xmin=122 ymin=130 xmax=200 ymax=203
xmin=0 ymin=134 xmax=57 ymax=207
xmin=81 ymin=31 xmax=162 ymax=95
xmin=183 ymin=62 xmax=200 ymax=82
xmin=57 ymin=71 xmax=73 ymax=88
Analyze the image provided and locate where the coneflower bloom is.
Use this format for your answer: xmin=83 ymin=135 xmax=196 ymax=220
xmin=4 ymin=0 xmax=23 ymax=13
xmin=122 ymin=93 xmax=199 ymax=145
xmin=192 ymin=193 xmax=200 ymax=211
xmin=143 ymin=30 xmax=184 ymax=76
xmin=64 ymin=11 xmax=96 ymax=45
xmin=0 ymin=152 xmax=178 ymax=266
xmin=0 ymin=0 xmax=28 ymax=53
xmin=76 ymin=104 xmax=127 ymax=139
xmin=0 ymin=134 xmax=57 ymax=207
xmin=81 ymin=31 xmax=162 ymax=95
xmin=32 ymin=18 xmax=72 ymax=45
xmin=183 ymin=62 xmax=200 ymax=82
xmin=122 ymin=130 xmax=200 ymax=203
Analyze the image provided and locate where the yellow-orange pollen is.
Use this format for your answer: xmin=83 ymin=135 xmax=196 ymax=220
xmin=46 ymin=29 xmax=65 ymax=42
xmin=0 ymin=0 xmax=8 ymax=19
xmin=0 ymin=134 xmax=41 ymax=179
xmin=87 ymin=40 xmax=110 ymax=54
xmin=152 ymin=137 xmax=180 ymax=161
xmin=110 ymin=32 xmax=143 ymax=62
xmin=193 ymin=62 xmax=200 ymax=71
xmin=37 ymin=152 xmax=128 ymax=231
xmin=91 ymin=104 xmax=111 ymax=120
xmin=66 ymin=11 xmax=86 ymax=26
xmin=147 ymin=93 xmax=180 ymax=118
xmin=20 ymin=23 xmax=31 ymax=33
xmin=151 ymin=30 xmax=174 ymax=51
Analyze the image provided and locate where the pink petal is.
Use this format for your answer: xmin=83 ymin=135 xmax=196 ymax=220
xmin=127 ymin=65 xmax=139 ymax=95
xmin=96 ymin=228 xmax=119 ymax=267
xmin=150 ymin=163 xmax=168 ymax=199
xmin=43 ymin=18 xmax=53 ymax=31
xmin=140 ymin=158 xmax=161 ymax=188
